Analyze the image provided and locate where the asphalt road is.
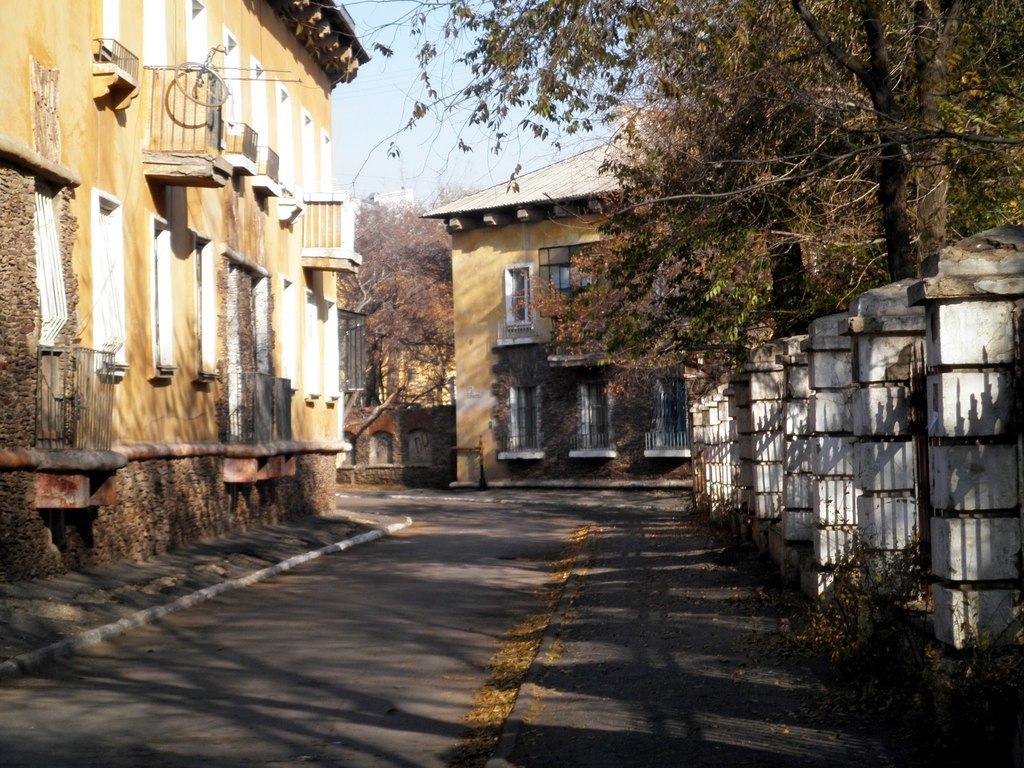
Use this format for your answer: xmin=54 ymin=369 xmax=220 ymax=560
xmin=0 ymin=493 xmax=586 ymax=768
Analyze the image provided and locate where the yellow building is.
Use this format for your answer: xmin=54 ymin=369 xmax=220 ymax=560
xmin=426 ymin=147 xmax=692 ymax=488
xmin=0 ymin=0 xmax=368 ymax=581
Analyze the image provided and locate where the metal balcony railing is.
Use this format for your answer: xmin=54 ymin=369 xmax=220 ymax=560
xmin=570 ymin=430 xmax=615 ymax=451
xmin=225 ymin=122 xmax=258 ymax=164
xmin=93 ymin=38 xmax=140 ymax=82
xmin=273 ymin=377 xmax=293 ymax=440
xmin=500 ymin=432 xmax=541 ymax=452
xmin=498 ymin=319 xmax=537 ymax=344
xmin=36 ymin=346 xmax=115 ymax=451
xmin=144 ymin=67 xmax=221 ymax=153
xmin=256 ymin=145 xmax=280 ymax=182
xmin=227 ymin=371 xmax=274 ymax=444
xmin=645 ymin=430 xmax=690 ymax=451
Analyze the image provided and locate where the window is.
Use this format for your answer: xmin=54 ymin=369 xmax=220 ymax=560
xmin=324 ymin=299 xmax=340 ymax=399
xmin=194 ymin=234 xmax=216 ymax=380
xmin=304 ymin=286 xmax=321 ymax=398
xmin=276 ymin=83 xmax=294 ymax=190
xmin=34 ymin=185 xmax=68 ymax=347
xmin=504 ymin=264 xmax=532 ymax=325
xmin=152 ymin=217 xmax=175 ymax=375
xmin=301 ymin=109 xmax=315 ymax=191
xmin=250 ymin=56 xmax=267 ymax=140
xmin=102 ymin=0 xmax=120 ymax=40
xmin=339 ymin=310 xmax=366 ymax=392
xmin=407 ymin=429 xmax=431 ymax=466
xmin=576 ymin=381 xmax=612 ymax=450
xmin=93 ymin=192 xmax=126 ymax=370
xmin=143 ymin=0 xmax=168 ymax=65
xmin=369 ymin=431 xmax=393 ymax=465
xmin=187 ymin=0 xmax=208 ymax=63
xmin=647 ymin=378 xmax=690 ymax=453
xmin=281 ymin=277 xmax=298 ymax=386
xmin=508 ymin=385 xmax=539 ymax=451
xmin=538 ymin=243 xmax=594 ymax=298
xmin=223 ymin=28 xmax=240 ymax=127
xmin=321 ymin=130 xmax=333 ymax=189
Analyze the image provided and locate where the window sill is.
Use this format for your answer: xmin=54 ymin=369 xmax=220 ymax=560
xmin=498 ymin=450 xmax=545 ymax=461
xmin=644 ymin=448 xmax=691 ymax=458
xmin=569 ymin=449 xmax=617 ymax=459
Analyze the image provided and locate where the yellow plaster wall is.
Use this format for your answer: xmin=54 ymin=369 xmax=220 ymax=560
xmin=450 ymin=216 xmax=602 ymax=484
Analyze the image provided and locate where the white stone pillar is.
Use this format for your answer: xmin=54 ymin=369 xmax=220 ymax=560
xmin=909 ymin=226 xmax=1024 ymax=648
xmin=803 ymin=312 xmax=857 ymax=597
xmin=728 ymin=376 xmax=754 ymax=539
xmin=780 ymin=337 xmax=812 ymax=584
xmin=746 ymin=341 xmax=786 ymax=555
xmin=848 ymin=282 xmax=926 ymax=565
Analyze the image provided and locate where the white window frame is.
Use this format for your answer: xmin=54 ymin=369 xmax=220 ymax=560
xmin=143 ymin=0 xmax=168 ymax=66
xmin=102 ymin=0 xmax=120 ymax=40
xmin=194 ymin=234 xmax=217 ymax=380
xmin=324 ymin=299 xmax=341 ymax=400
xmin=223 ymin=27 xmax=241 ymax=128
xmin=504 ymin=263 xmax=533 ymax=326
xmin=280 ymin=276 xmax=298 ymax=387
xmin=320 ymin=129 xmax=333 ymax=190
xmin=276 ymin=82 xmax=294 ymax=191
xmin=186 ymin=0 xmax=208 ymax=63
xmin=34 ymin=186 xmax=68 ymax=347
xmin=301 ymin=109 xmax=315 ymax=191
xmin=92 ymin=190 xmax=127 ymax=371
xmin=250 ymin=56 xmax=267 ymax=142
xmin=152 ymin=215 xmax=175 ymax=376
xmin=304 ymin=286 xmax=321 ymax=398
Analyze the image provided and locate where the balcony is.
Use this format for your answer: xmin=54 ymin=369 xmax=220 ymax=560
xmin=92 ymin=38 xmax=140 ymax=110
xmin=141 ymin=67 xmax=231 ymax=187
xmin=226 ymin=372 xmax=293 ymax=445
xmin=547 ymin=341 xmax=608 ymax=367
xmin=644 ymin=430 xmax=691 ymax=458
xmin=36 ymin=346 xmax=116 ymax=451
xmin=569 ymin=430 xmax=616 ymax=458
xmin=252 ymin=146 xmax=282 ymax=197
xmin=301 ymin=193 xmax=360 ymax=272
xmin=224 ymin=122 xmax=258 ymax=175
xmin=497 ymin=319 xmax=537 ymax=346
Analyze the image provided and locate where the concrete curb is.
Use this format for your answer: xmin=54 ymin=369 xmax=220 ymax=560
xmin=0 ymin=516 xmax=412 ymax=682
xmin=337 ymin=492 xmax=683 ymax=513
xmin=484 ymin=527 xmax=597 ymax=768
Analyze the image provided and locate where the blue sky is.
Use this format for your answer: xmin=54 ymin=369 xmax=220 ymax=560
xmin=331 ymin=1 xmax=610 ymax=206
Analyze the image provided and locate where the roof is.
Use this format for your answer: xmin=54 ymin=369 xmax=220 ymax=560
xmin=424 ymin=144 xmax=619 ymax=219
xmin=266 ymin=0 xmax=370 ymax=86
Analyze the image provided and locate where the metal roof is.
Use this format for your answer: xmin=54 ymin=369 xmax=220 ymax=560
xmin=424 ymin=144 xmax=619 ymax=218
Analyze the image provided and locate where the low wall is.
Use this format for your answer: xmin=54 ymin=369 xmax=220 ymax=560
xmin=692 ymin=226 xmax=1024 ymax=649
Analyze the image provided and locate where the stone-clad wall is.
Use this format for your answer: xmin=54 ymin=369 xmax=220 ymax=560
xmin=340 ymin=406 xmax=456 ymax=488
xmin=692 ymin=226 xmax=1023 ymax=649
xmin=0 ymin=453 xmax=336 ymax=582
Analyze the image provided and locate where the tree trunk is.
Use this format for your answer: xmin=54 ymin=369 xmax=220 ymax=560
xmin=877 ymin=139 xmax=916 ymax=280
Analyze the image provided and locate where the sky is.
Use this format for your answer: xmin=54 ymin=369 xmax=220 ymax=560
xmin=331 ymin=1 xmax=611 ymax=207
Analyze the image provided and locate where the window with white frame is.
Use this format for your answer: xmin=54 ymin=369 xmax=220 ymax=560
xmin=504 ymin=264 xmax=533 ymax=326
xmin=324 ymin=299 xmax=340 ymax=399
xmin=649 ymin=378 xmax=690 ymax=450
xmin=250 ymin=56 xmax=267 ymax=141
xmin=508 ymin=385 xmax=539 ymax=452
xmin=276 ymin=83 xmax=294 ymax=190
xmin=301 ymin=109 xmax=315 ymax=191
xmin=281 ymin=277 xmax=297 ymax=386
xmin=186 ymin=0 xmax=208 ymax=63
xmin=577 ymin=381 xmax=612 ymax=450
xmin=142 ymin=0 xmax=168 ymax=66
xmin=102 ymin=0 xmax=120 ymax=40
xmin=34 ymin=185 xmax=67 ymax=347
xmin=223 ymin=27 xmax=240 ymax=127
xmin=92 ymin=192 xmax=126 ymax=370
xmin=320 ymin=130 xmax=332 ymax=189
xmin=304 ymin=287 xmax=321 ymax=397
xmin=152 ymin=216 xmax=175 ymax=375
xmin=194 ymin=234 xmax=216 ymax=380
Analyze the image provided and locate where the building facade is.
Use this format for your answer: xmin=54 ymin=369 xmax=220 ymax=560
xmin=0 ymin=0 xmax=368 ymax=581
xmin=426 ymin=148 xmax=692 ymax=488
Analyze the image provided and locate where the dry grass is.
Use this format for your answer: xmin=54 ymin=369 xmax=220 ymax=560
xmin=445 ymin=526 xmax=592 ymax=768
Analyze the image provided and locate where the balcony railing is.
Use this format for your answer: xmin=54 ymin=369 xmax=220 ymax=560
xmin=227 ymin=373 xmax=294 ymax=444
xmin=570 ymin=431 xmax=615 ymax=452
xmin=252 ymin=146 xmax=282 ymax=196
xmin=500 ymin=433 xmax=541 ymax=452
xmin=301 ymin=193 xmax=360 ymax=270
xmin=142 ymin=67 xmax=230 ymax=187
xmin=498 ymin=320 xmax=537 ymax=345
xmin=224 ymin=122 xmax=258 ymax=174
xmin=93 ymin=38 xmax=140 ymax=83
xmin=645 ymin=430 xmax=690 ymax=450
xmin=36 ymin=346 xmax=116 ymax=451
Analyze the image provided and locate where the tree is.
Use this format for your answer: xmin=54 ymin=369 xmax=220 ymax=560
xmin=410 ymin=0 xmax=1023 ymax=359
xmin=339 ymin=203 xmax=454 ymax=406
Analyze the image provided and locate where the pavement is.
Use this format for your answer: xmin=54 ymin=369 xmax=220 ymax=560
xmin=0 ymin=487 xmax=918 ymax=766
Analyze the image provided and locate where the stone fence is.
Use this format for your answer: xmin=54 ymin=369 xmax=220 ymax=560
xmin=690 ymin=226 xmax=1023 ymax=649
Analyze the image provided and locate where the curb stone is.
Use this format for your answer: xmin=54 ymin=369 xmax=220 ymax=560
xmin=0 ymin=517 xmax=412 ymax=681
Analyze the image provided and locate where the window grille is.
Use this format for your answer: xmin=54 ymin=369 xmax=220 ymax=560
xmin=339 ymin=310 xmax=367 ymax=392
